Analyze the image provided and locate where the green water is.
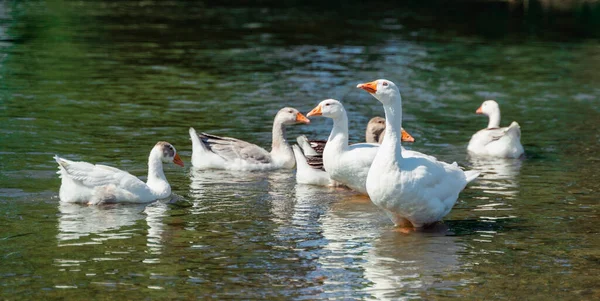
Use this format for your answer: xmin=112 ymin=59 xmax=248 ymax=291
xmin=1 ymin=0 xmax=599 ymax=299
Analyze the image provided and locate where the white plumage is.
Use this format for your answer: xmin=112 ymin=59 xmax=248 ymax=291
xmin=467 ymin=100 xmax=524 ymax=158
xmin=55 ymin=141 xmax=184 ymax=204
xmin=357 ymin=79 xmax=479 ymax=228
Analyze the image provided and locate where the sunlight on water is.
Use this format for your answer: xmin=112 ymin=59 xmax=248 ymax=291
xmin=0 ymin=0 xmax=599 ymax=300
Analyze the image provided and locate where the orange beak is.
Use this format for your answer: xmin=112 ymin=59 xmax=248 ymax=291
xmin=357 ymin=80 xmax=378 ymax=93
xmin=401 ymin=129 xmax=415 ymax=143
xmin=476 ymin=106 xmax=483 ymax=114
xmin=306 ymin=104 xmax=322 ymax=117
xmin=296 ymin=112 xmax=310 ymax=124
xmin=173 ymin=153 xmax=184 ymax=167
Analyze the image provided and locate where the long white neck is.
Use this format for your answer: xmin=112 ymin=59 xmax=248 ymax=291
xmin=271 ymin=119 xmax=287 ymax=152
xmin=146 ymin=148 xmax=170 ymax=198
xmin=270 ymin=119 xmax=294 ymax=168
xmin=487 ymin=108 xmax=501 ymax=129
xmin=379 ymin=93 xmax=404 ymax=160
xmin=326 ymin=110 xmax=349 ymax=154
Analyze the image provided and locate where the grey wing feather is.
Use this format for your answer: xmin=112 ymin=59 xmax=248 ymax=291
xmin=486 ymin=122 xmax=521 ymax=144
xmin=199 ymin=133 xmax=272 ymax=164
xmin=483 ymin=128 xmax=510 ymax=145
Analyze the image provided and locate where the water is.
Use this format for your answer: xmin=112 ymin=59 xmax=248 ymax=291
xmin=1 ymin=0 xmax=599 ymax=299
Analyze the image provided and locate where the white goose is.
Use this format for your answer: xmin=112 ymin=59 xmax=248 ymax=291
xmin=357 ymin=79 xmax=479 ymax=228
xmin=299 ymin=99 xmax=414 ymax=193
xmin=292 ymin=145 xmax=339 ymax=186
xmin=189 ymin=107 xmax=310 ymax=171
xmin=55 ymin=141 xmax=184 ymax=205
xmin=299 ymin=116 xmax=414 ymax=156
xmin=467 ymin=100 xmax=524 ymax=158
xmin=293 ymin=118 xmax=415 ymax=188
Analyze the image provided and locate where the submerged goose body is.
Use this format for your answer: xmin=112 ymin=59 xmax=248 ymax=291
xmin=357 ymin=79 xmax=479 ymax=228
xmin=55 ymin=141 xmax=184 ymax=205
xmin=190 ymin=107 xmax=310 ymax=171
xmin=467 ymin=100 xmax=524 ymax=158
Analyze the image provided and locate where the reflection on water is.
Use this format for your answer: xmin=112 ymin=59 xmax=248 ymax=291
xmin=143 ymin=202 xmax=168 ymax=257
xmin=2 ymin=0 xmax=600 ymax=299
xmin=469 ymin=156 xmax=523 ymax=222
xmin=57 ymin=203 xmax=147 ymax=244
xmin=469 ymin=156 xmax=522 ymax=196
xmin=57 ymin=202 xmax=167 ymax=257
xmin=363 ymin=227 xmax=464 ymax=300
xmin=290 ymin=184 xmax=467 ymax=299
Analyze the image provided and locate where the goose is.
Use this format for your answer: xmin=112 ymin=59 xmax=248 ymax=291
xmin=467 ymin=100 xmax=524 ymax=158
xmin=55 ymin=141 xmax=184 ymax=205
xmin=189 ymin=107 xmax=310 ymax=171
xmin=366 ymin=116 xmax=415 ymax=144
xmin=292 ymin=144 xmax=339 ymax=186
xmin=293 ymin=119 xmax=415 ymax=188
xmin=298 ymin=99 xmax=412 ymax=193
xmin=299 ymin=116 xmax=414 ymax=157
xmin=357 ymin=79 xmax=479 ymax=229
xmin=366 ymin=117 xmax=386 ymax=143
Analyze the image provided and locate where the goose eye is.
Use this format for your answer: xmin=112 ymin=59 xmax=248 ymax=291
xmin=382 ymin=82 xmax=388 ymax=87
xmin=325 ymin=103 xmax=330 ymax=106
xmin=288 ymin=110 xmax=293 ymax=113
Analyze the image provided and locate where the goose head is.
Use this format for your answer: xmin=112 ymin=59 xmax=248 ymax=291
xmin=156 ymin=141 xmax=184 ymax=167
xmin=357 ymin=79 xmax=400 ymax=105
xmin=306 ymin=99 xmax=345 ymax=119
xmin=366 ymin=116 xmax=415 ymax=143
xmin=367 ymin=117 xmax=386 ymax=136
xmin=366 ymin=117 xmax=386 ymax=143
xmin=275 ymin=107 xmax=311 ymax=125
xmin=476 ymin=100 xmax=500 ymax=116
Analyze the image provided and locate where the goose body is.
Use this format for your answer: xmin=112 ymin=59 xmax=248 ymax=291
xmin=190 ymin=107 xmax=310 ymax=171
xmin=293 ymin=118 xmax=414 ymax=188
xmin=292 ymin=144 xmax=339 ymax=186
xmin=55 ymin=141 xmax=184 ymax=205
xmin=357 ymin=79 xmax=479 ymax=228
xmin=301 ymin=99 xmax=414 ymax=194
xmin=467 ymin=100 xmax=524 ymax=158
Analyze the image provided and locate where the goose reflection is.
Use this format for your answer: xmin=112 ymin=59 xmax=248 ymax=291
xmin=188 ymin=168 xmax=271 ymax=216
xmin=468 ymin=156 xmax=522 ymax=200
xmin=362 ymin=227 xmax=464 ymax=300
xmin=302 ymin=191 xmax=465 ymax=299
xmin=57 ymin=201 xmax=167 ymax=255
xmin=267 ymin=171 xmax=296 ymax=223
xmin=57 ymin=202 xmax=147 ymax=244
xmin=144 ymin=201 xmax=168 ymax=256
xmin=188 ymin=169 xmax=269 ymax=200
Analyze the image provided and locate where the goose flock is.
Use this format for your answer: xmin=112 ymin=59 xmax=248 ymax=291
xmin=54 ymin=79 xmax=524 ymax=230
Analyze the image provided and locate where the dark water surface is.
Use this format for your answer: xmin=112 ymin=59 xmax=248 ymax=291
xmin=1 ymin=1 xmax=599 ymax=300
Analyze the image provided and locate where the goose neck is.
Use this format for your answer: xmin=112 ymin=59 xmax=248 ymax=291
xmin=146 ymin=148 xmax=170 ymax=196
xmin=327 ymin=113 xmax=349 ymax=150
xmin=380 ymin=96 xmax=404 ymax=158
xmin=271 ymin=119 xmax=288 ymax=152
xmin=487 ymin=109 xmax=501 ymax=129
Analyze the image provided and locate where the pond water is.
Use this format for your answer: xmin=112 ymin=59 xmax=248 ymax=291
xmin=1 ymin=0 xmax=599 ymax=300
